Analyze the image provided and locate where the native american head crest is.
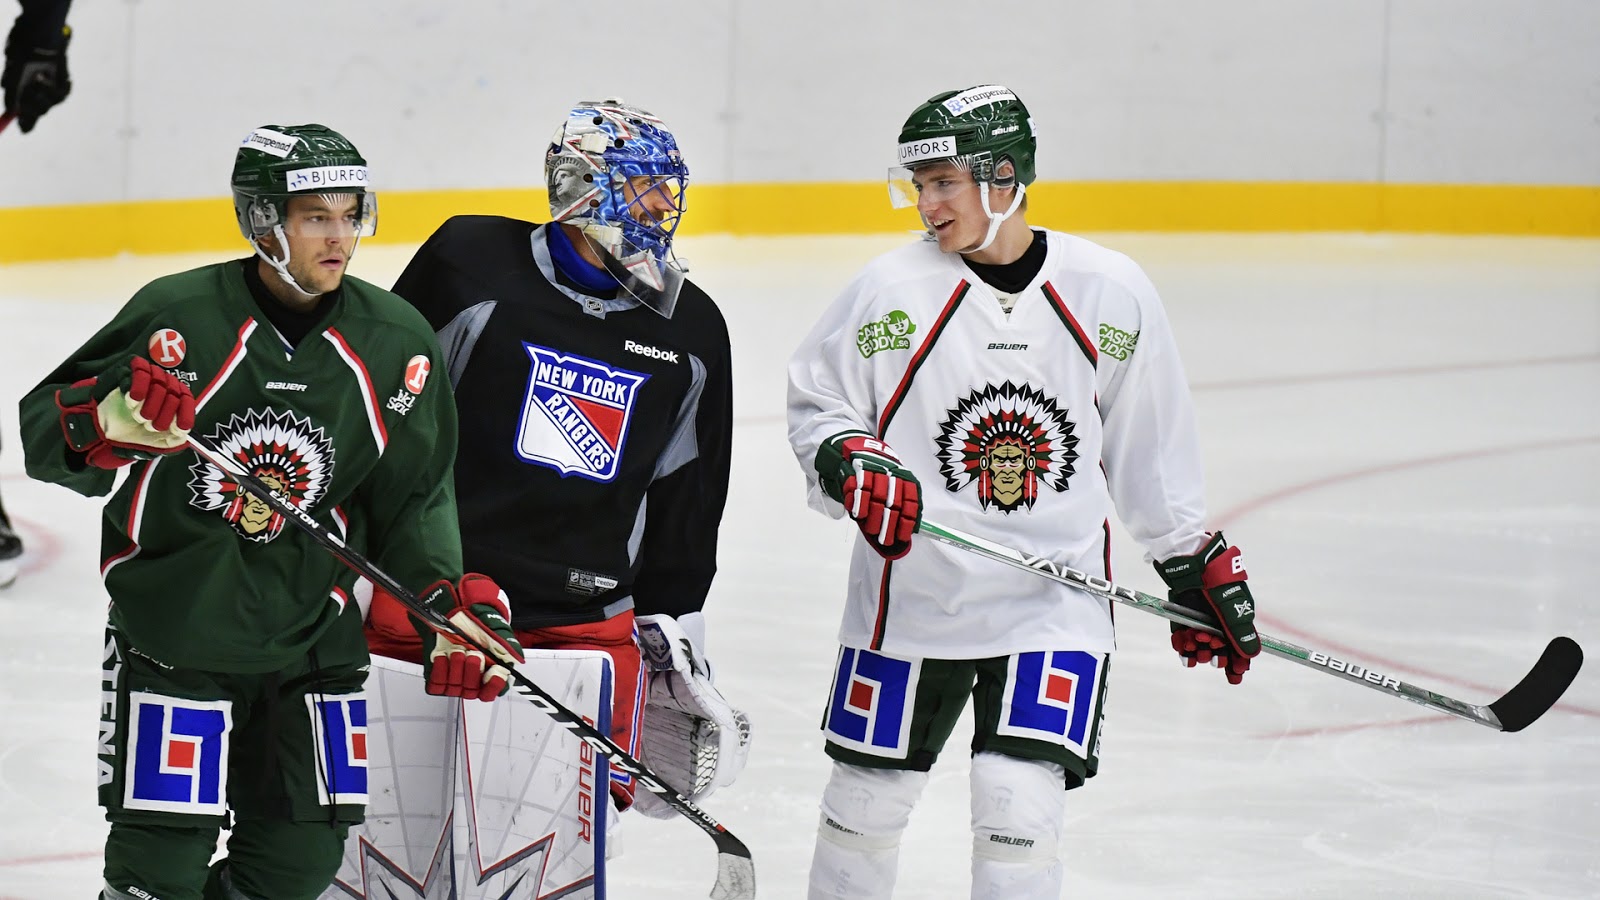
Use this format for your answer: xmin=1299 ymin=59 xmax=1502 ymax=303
xmin=187 ymin=409 xmax=336 ymax=543
xmin=935 ymin=381 xmax=1078 ymax=513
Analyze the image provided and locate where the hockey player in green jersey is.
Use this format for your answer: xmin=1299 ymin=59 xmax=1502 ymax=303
xmin=18 ymin=124 xmax=525 ymax=900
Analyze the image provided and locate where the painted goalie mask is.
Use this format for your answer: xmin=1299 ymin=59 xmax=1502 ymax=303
xmin=546 ymin=99 xmax=690 ymax=318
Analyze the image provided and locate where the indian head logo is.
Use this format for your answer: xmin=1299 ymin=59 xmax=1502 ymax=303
xmin=186 ymin=409 xmax=336 ymax=542
xmin=935 ymin=382 xmax=1078 ymax=513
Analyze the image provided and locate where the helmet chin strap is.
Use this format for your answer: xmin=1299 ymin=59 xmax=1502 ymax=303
xmin=251 ymin=225 xmax=324 ymax=299
xmin=959 ymin=181 xmax=1027 ymax=255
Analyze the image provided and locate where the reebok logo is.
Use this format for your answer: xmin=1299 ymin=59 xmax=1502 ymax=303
xmin=625 ymin=340 xmax=679 ymax=363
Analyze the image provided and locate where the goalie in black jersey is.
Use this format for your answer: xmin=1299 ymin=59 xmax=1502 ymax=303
xmin=364 ymin=98 xmax=750 ymax=829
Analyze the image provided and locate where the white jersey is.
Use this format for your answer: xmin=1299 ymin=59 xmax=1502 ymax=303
xmin=787 ymin=229 xmax=1209 ymax=659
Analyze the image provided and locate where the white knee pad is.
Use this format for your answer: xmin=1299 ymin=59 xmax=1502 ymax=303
xmin=809 ymin=762 xmax=930 ymax=899
xmin=970 ymin=752 xmax=1067 ymax=900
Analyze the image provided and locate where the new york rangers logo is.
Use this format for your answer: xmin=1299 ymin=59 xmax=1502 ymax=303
xmin=124 ymin=692 xmax=232 ymax=815
xmin=516 ymin=343 xmax=649 ymax=483
xmin=308 ymin=693 xmax=369 ymax=805
xmin=823 ymin=648 xmax=920 ymax=758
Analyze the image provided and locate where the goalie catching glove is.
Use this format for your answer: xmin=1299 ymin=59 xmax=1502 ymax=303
xmin=1156 ymin=531 xmax=1260 ymax=685
xmin=414 ymin=574 xmax=526 ymax=701
xmin=631 ymin=612 xmax=751 ymax=819
xmin=815 ymin=431 xmax=922 ymax=559
xmin=56 ymin=356 xmax=196 ymax=470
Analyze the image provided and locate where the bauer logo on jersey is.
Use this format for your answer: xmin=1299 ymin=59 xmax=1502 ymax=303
xmin=996 ymin=651 xmax=1103 ymax=755
xmin=823 ymin=648 xmax=920 ymax=759
xmin=147 ymin=329 xmax=186 ymax=368
xmin=935 ymin=381 xmax=1078 ymax=513
xmin=307 ymin=693 xmax=368 ymax=805
xmin=515 ymin=343 xmax=650 ymax=483
xmin=123 ymin=692 xmax=232 ymax=815
xmin=187 ymin=409 xmax=336 ymax=543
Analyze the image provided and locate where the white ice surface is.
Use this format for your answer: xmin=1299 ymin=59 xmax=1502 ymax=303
xmin=1 ymin=233 xmax=1596 ymax=899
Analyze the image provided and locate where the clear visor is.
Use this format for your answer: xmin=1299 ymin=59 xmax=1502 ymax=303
xmin=887 ymin=163 xmax=977 ymax=209
xmin=278 ymin=192 xmax=378 ymax=239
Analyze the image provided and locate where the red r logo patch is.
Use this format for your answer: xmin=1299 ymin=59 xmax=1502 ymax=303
xmin=148 ymin=329 xmax=186 ymax=368
xmin=404 ymin=355 xmax=430 ymax=395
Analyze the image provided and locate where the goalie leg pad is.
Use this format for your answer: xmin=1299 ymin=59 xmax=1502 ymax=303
xmin=970 ymin=752 xmax=1066 ymax=899
xmin=808 ymin=761 xmax=929 ymax=899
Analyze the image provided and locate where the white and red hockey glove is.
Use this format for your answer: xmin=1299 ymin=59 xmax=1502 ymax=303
xmin=815 ymin=431 xmax=922 ymax=559
xmin=414 ymin=574 xmax=525 ymax=701
xmin=56 ymin=356 xmax=196 ymax=469
xmin=631 ymin=612 xmax=752 ymax=820
xmin=1156 ymin=532 xmax=1260 ymax=685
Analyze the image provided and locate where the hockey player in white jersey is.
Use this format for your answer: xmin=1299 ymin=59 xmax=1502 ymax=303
xmin=786 ymin=84 xmax=1263 ymax=899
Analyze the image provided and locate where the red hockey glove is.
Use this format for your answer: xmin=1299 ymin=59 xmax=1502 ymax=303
xmin=815 ymin=431 xmax=922 ymax=559
xmin=55 ymin=356 xmax=196 ymax=469
xmin=1156 ymin=532 xmax=1260 ymax=685
xmin=415 ymin=574 xmax=525 ymax=701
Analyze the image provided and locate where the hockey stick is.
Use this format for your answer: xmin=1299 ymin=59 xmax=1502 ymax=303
xmin=183 ymin=434 xmax=757 ymax=900
xmin=917 ymin=518 xmax=1583 ymax=733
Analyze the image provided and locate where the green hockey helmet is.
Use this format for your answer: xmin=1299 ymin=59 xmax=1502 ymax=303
xmin=889 ymin=85 xmax=1036 ymax=208
xmin=231 ymin=124 xmax=377 ymax=241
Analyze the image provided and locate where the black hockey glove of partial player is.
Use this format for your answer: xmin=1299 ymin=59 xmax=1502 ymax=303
xmin=1156 ymin=532 xmax=1260 ymax=685
xmin=415 ymin=574 xmax=525 ymax=701
xmin=55 ymin=356 xmax=197 ymax=470
xmin=2 ymin=21 xmax=71 ymax=133
xmin=815 ymin=431 xmax=922 ymax=559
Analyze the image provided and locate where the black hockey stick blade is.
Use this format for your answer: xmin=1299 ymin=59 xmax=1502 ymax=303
xmin=1487 ymin=636 xmax=1583 ymax=733
xmin=184 ymin=434 xmax=757 ymax=898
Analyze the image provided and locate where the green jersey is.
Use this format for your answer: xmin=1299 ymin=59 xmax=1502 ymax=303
xmin=20 ymin=260 xmax=462 ymax=673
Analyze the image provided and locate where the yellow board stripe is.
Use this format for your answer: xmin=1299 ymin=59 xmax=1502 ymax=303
xmin=2 ymin=181 xmax=1596 ymax=263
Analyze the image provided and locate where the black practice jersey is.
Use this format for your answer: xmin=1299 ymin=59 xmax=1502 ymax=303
xmin=392 ymin=216 xmax=732 ymax=629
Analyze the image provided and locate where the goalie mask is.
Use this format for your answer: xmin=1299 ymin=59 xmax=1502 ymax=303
xmin=546 ymin=99 xmax=690 ymax=318
xmin=888 ymin=85 xmax=1037 ymax=254
xmin=231 ymin=124 xmax=378 ymax=297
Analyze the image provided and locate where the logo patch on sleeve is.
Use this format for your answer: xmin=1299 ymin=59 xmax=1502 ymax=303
xmin=515 ymin=343 xmax=650 ymax=483
xmin=307 ymin=693 xmax=368 ymax=805
xmin=996 ymin=650 xmax=1103 ymax=754
xmin=124 ymin=692 xmax=232 ymax=815
xmin=148 ymin=329 xmax=187 ymax=368
xmin=823 ymin=648 xmax=920 ymax=758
